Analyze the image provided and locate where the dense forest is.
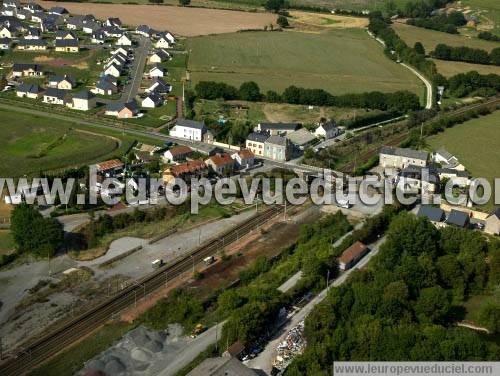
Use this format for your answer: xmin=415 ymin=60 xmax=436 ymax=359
xmin=285 ymin=212 xmax=500 ymax=375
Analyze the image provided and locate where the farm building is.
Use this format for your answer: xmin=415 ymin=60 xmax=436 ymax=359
xmin=256 ymin=122 xmax=300 ymax=136
xmin=338 ymin=241 xmax=369 ymax=271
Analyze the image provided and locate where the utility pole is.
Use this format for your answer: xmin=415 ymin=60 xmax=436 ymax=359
xmin=215 ymin=321 xmax=219 ymax=352
xmin=326 ymin=269 xmax=330 ymax=288
xmin=191 ymin=255 xmax=195 ymax=274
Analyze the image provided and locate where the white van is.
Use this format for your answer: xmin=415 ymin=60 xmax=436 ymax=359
xmin=203 ymin=256 xmax=215 ymax=265
xmin=151 ymin=259 xmax=163 ymax=269
xmin=337 ymin=199 xmax=352 ymax=209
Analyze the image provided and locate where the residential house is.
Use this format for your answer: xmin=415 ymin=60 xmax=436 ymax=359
xmin=12 ymin=63 xmax=43 ymax=77
xmin=91 ymin=30 xmax=105 ymax=44
xmin=264 ymin=135 xmax=291 ymax=161
xmin=433 ymin=148 xmax=465 ymax=171
xmin=30 ymin=11 xmax=43 ymax=23
xmin=315 ymin=120 xmax=340 ymax=139
xmin=56 ymin=30 xmax=76 ymax=40
xmin=40 ymin=19 xmax=58 ymax=32
xmin=186 ymin=356 xmax=258 ymax=376
xmin=23 ymin=3 xmax=43 ymax=13
xmin=116 ymin=33 xmax=132 ymax=46
xmin=49 ymin=6 xmax=69 ymax=17
xmin=102 ymin=26 xmax=122 ymax=38
xmin=105 ymin=17 xmax=122 ymax=28
xmin=148 ymin=49 xmax=170 ymax=64
xmin=17 ymin=38 xmax=47 ymax=51
xmin=2 ymin=6 xmax=16 ymax=17
xmin=158 ymin=31 xmax=175 ymax=44
xmin=0 ymin=37 xmax=11 ymax=49
xmin=379 ymin=146 xmax=428 ymax=169
xmin=141 ymin=92 xmax=164 ymax=108
xmin=72 ymin=90 xmax=96 ymax=111
xmin=4 ymin=0 xmax=19 ymax=8
xmin=136 ymin=24 xmax=152 ymax=37
xmin=25 ymin=27 xmax=41 ymax=39
xmin=48 ymin=75 xmax=75 ymax=90
xmin=155 ymin=35 xmax=171 ymax=49
xmin=66 ymin=14 xmax=95 ymax=30
xmin=338 ymin=241 xmax=369 ymax=271
xmin=245 ymin=131 xmax=269 ymax=157
xmin=445 ymin=209 xmax=470 ymax=228
xmin=416 ymin=205 xmax=446 ymax=228
xmin=0 ymin=25 xmax=14 ymax=38
xmin=43 ymin=87 xmax=72 ymax=105
xmin=162 ymin=160 xmax=208 ymax=185
xmin=396 ymin=165 xmax=440 ymax=195
xmin=95 ymin=159 xmax=124 ymax=178
xmin=256 ymin=122 xmax=300 ymax=136
xmin=149 ymin=64 xmax=165 ymax=78
xmin=170 ymin=119 xmax=207 ymax=141
xmin=205 ymin=153 xmax=234 ymax=176
xmin=93 ymin=75 xmax=118 ymax=95
xmin=163 ymin=145 xmax=193 ymax=163
xmin=105 ymin=100 xmax=139 ymax=118
xmin=485 ymin=209 xmax=500 ymax=236
xmin=232 ymin=148 xmax=255 ymax=169
xmin=203 ymin=129 xmax=214 ymax=144
xmin=112 ymin=47 xmax=128 ymax=57
xmin=55 ymin=39 xmax=79 ymax=52
xmin=104 ymin=63 xmax=121 ymax=78
xmin=15 ymin=9 xmax=30 ymax=20
xmin=16 ymin=83 xmax=43 ymax=99
xmin=82 ymin=21 xmax=101 ymax=35
xmin=146 ymin=77 xmax=171 ymax=94
xmin=436 ymin=168 xmax=470 ymax=187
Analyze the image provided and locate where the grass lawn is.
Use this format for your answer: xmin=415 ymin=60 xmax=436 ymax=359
xmin=0 ymin=109 xmax=134 ymax=177
xmin=0 ymin=48 xmax=109 ymax=89
xmin=431 ymin=58 xmax=500 ymax=77
xmin=427 ymin=110 xmax=500 ymax=211
xmin=186 ymin=29 xmax=423 ymax=96
xmin=461 ymin=0 xmax=500 ymax=36
xmin=0 ymin=230 xmax=15 ymax=256
xmin=393 ymin=22 xmax=500 ymax=53
xmin=195 ymin=99 xmax=383 ymax=125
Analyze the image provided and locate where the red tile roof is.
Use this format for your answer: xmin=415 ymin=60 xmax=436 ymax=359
xmin=208 ymin=153 xmax=233 ymax=167
xmin=96 ymin=159 xmax=124 ymax=171
xmin=168 ymin=145 xmax=192 ymax=157
xmin=238 ymin=148 xmax=254 ymax=160
xmin=170 ymin=159 xmax=206 ymax=176
xmin=338 ymin=241 xmax=368 ymax=265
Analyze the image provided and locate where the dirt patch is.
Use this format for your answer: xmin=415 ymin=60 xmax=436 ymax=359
xmin=33 ymin=54 xmax=91 ymax=69
xmin=36 ymin=1 xmax=277 ymax=36
xmin=289 ymin=11 xmax=368 ymax=33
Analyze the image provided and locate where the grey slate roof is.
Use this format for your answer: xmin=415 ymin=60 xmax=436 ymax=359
xmin=416 ymin=206 xmax=445 ymax=223
xmin=49 ymin=6 xmax=68 ymax=15
xmin=186 ymin=357 xmax=258 ymax=376
xmin=491 ymin=208 xmax=500 ymax=220
xmin=55 ymin=39 xmax=78 ymax=47
xmin=265 ymin=135 xmax=288 ymax=146
xmin=73 ymin=90 xmax=95 ymax=100
xmin=12 ymin=63 xmax=42 ymax=72
xmin=17 ymin=83 xmax=42 ymax=94
xmin=44 ymin=87 xmax=71 ymax=100
xmin=143 ymin=92 xmax=163 ymax=106
xmin=56 ymin=30 xmax=76 ymax=39
xmin=0 ymin=37 xmax=11 ymax=45
xmin=105 ymin=100 xmax=138 ymax=113
xmin=49 ymin=75 xmax=75 ymax=86
xmin=148 ymin=77 xmax=171 ymax=93
xmin=18 ymin=38 xmax=46 ymax=47
xmin=381 ymin=146 xmax=428 ymax=161
xmin=446 ymin=209 xmax=470 ymax=228
xmin=259 ymin=122 xmax=300 ymax=131
xmin=176 ymin=119 xmax=205 ymax=130
xmin=247 ymin=131 xmax=269 ymax=143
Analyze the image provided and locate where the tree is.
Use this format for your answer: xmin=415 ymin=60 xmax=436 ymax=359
xmin=179 ymin=0 xmax=190 ymax=5
xmin=477 ymin=301 xmax=500 ymax=333
xmin=264 ymin=0 xmax=284 ymax=13
xmin=238 ymin=81 xmax=261 ymax=101
xmin=277 ymin=15 xmax=289 ymax=28
xmin=11 ymin=203 xmax=64 ymax=256
xmin=414 ymin=42 xmax=425 ymax=56
xmin=415 ymin=286 xmax=451 ymax=324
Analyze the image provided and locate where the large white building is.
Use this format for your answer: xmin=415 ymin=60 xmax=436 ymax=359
xmin=379 ymin=146 xmax=428 ymax=169
xmin=169 ymin=119 xmax=206 ymax=141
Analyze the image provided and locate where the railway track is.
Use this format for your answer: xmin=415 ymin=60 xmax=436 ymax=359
xmin=0 ymin=205 xmax=283 ymax=375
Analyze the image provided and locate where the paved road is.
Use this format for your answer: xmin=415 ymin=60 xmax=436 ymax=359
xmin=247 ymin=236 xmax=386 ymax=374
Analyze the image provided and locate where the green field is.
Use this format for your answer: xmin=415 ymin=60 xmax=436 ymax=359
xmin=431 ymin=58 xmax=500 ymax=77
xmin=187 ymin=29 xmax=423 ymax=96
xmin=462 ymin=0 xmax=500 ymax=36
xmin=0 ymin=230 xmax=14 ymax=256
xmin=394 ymin=22 xmax=500 ymax=52
xmin=0 ymin=109 xmax=128 ymax=176
xmin=427 ymin=110 xmax=500 ymax=210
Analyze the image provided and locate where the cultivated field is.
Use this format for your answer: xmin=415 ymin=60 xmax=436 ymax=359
xmin=427 ymin=110 xmax=500 ymax=210
xmin=393 ymin=22 xmax=500 ymax=52
xmin=459 ymin=0 xmax=500 ymax=36
xmin=0 ymin=110 xmax=121 ymax=177
xmin=288 ymin=11 xmax=368 ymax=32
xmin=187 ymin=29 xmax=423 ymax=95
xmin=36 ymin=1 xmax=276 ymax=36
xmin=431 ymin=58 xmax=500 ymax=77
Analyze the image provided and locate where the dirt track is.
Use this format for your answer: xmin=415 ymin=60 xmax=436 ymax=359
xmin=36 ymin=2 xmax=276 ymax=36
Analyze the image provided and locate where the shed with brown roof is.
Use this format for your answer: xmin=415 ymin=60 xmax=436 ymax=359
xmin=338 ymin=241 xmax=369 ymax=271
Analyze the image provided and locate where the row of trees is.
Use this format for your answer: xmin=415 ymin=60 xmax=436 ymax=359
xmin=194 ymin=80 xmax=421 ymax=113
xmin=433 ymin=44 xmax=500 ymax=66
xmin=478 ymin=31 xmax=500 ymax=42
xmin=286 ymin=212 xmax=500 ymax=374
xmin=447 ymin=71 xmax=500 ymax=98
xmin=397 ymin=0 xmax=451 ymax=18
xmin=407 ymin=11 xmax=467 ymax=34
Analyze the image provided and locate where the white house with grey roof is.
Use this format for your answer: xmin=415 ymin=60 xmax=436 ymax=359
xmin=246 ymin=131 xmax=269 ymax=157
xmin=43 ymin=87 xmax=72 ymax=105
xmin=72 ymin=90 xmax=96 ymax=111
xmin=170 ymin=119 xmax=207 ymax=141
xmin=432 ymin=148 xmax=465 ymax=171
xmin=264 ymin=135 xmax=291 ymax=161
xmin=379 ymin=146 xmax=428 ymax=169
xmin=145 ymin=77 xmax=171 ymax=94
xmin=141 ymin=92 xmax=164 ymax=108
xmin=315 ymin=120 xmax=340 ymax=139
xmin=116 ymin=34 xmax=132 ymax=46
xmin=16 ymin=83 xmax=43 ymax=99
